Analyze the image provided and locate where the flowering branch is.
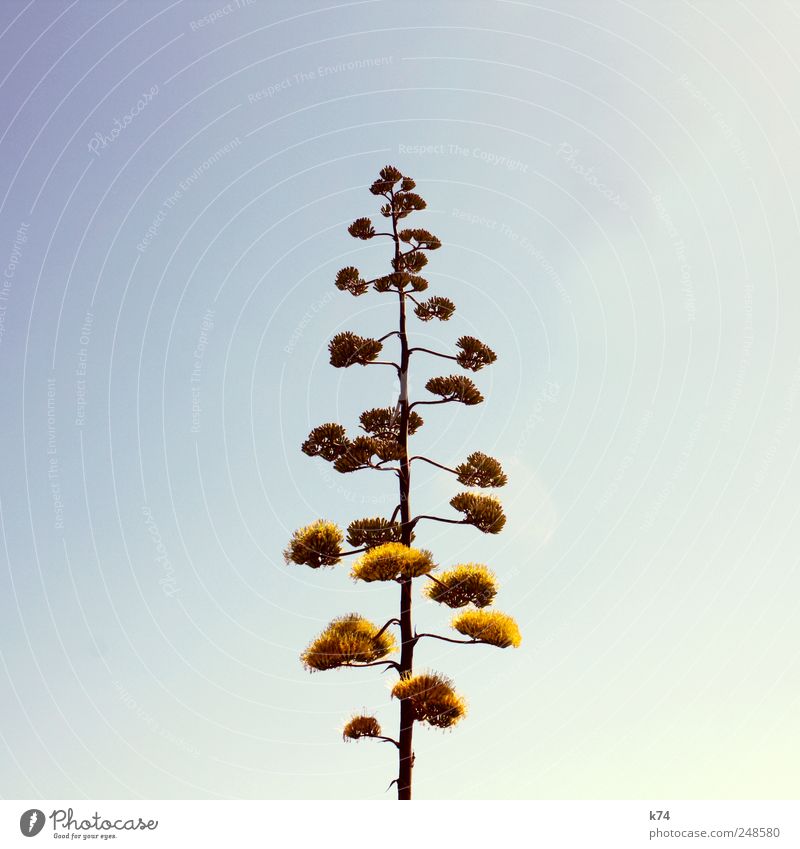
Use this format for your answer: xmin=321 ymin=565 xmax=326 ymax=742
xmin=373 ymin=618 xmax=401 ymax=641
xmin=408 ymin=398 xmax=457 ymax=409
xmin=409 ymin=455 xmax=458 ymax=475
xmin=410 ymin=515 xmax=469 ymax=530
xmin=339 ymin=546 xmax=370 ymax=558
xmin=341 ymin=660 xmax=401 ymax=672
xmin=413 ymin=633 xmax=491 ymax=647
xmin=366 ymin=360 xmax=401 ymax=374
xmin=408 ymin=347 xmax=457 ymax=362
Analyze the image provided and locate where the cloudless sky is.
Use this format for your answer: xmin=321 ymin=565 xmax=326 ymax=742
xmin=0 ymin=0 xmax=798 ymax=800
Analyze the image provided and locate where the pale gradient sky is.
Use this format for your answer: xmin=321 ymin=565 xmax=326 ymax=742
xmin=0 ymin=0 xmax=798 ymax=800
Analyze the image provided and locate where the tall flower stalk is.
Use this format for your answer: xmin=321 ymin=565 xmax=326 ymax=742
xmin=285 ymin=166 xmax=520 ymax=800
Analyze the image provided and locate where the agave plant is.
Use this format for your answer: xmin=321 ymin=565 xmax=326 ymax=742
xmin=284 ymin=165 xmax=520 ymax=799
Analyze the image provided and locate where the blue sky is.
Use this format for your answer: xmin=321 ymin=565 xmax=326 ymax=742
xmin=0 ymin=0 xmax=798 ymax=799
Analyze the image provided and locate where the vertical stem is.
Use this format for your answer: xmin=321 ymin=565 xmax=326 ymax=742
xmin=393 ymin=196 xmax=414 ymax=801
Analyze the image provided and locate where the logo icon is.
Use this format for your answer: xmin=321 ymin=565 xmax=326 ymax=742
xmin=19 ymin=809 xmax=45 ymax=837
